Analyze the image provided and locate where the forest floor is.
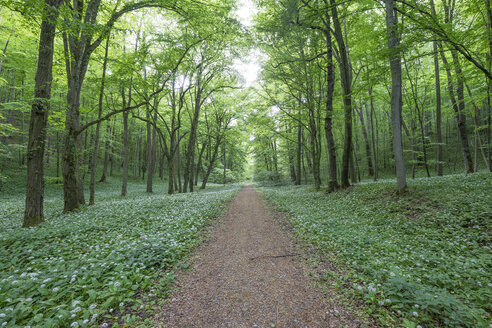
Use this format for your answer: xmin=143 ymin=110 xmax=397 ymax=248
xmin=154 ymin=185 xmax=369 ymax=328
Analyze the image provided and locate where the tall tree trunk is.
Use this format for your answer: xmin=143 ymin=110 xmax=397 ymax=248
xmin=195 ymin=141 xmax=206 ymax=186
xmin=323 ymin=11 xmax=339 ymax=191
xmin=487 ymin=0 xmax=492 ymax=171
xmin=439 ymin=49 xmax=473 ymax=173
xmin=223 ymin=139 xmax=226 ymax=184
xmin=134 ymin=127 xmax=141 ymax=179
xmin=355 ymin=104 xmax=374 ymax=177
xmin=466 ymin=84 xmax=491 ymax=171
xmin=433 ymin=40 xmax=443 ymax=175
xmin=331 ymin=0 xmax=353 ymax=188
xmin=99 ymin=122 xmax=110 ymax=182
xmin=76 ymin=129 xmax=85 ymax=204
xmin=201 ymin=136 xmax=222 ymax=190
xmin=56 ymin=131 xmax=60 ymax=177
xmin=295 ymin=119 xmax=302 ymax=185
xmin=368 ymin=86 xmax=378 ymax=180
xmin=450 ymin=50 xmax=473 ymax=173
xmin=121 ymin=109 xmax=129 ymax=197
xmin=385 ymin=0 xmax=406 ymax=192
xmin=23 ymin=0 xmax=63 ymax=227
xmin=89 ymin=34 xmax=110 ymax=205
xmin=62 ymin=83 xmax=82 ymax=212
xmin=177 ymin=131 xmax=182 ymax=193
xmin=146 ymin=107 xmax=157 ymax=192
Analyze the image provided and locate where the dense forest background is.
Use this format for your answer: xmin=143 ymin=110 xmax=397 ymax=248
xmin=0 ymin=0 xmax=490 ymax=222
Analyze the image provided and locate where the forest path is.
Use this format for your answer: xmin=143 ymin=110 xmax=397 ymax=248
xmin=154 ymin=185 xmax=363 ymax=328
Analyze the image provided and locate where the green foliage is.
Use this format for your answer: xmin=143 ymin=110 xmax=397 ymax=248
xmin=0 ymin=179 xmax=240 ymax=327
xmin=259 ymin=173 xmax=492 ymax=327
xmin=44 ymin=176 xmax=63 ymax=184
xmin=209 ymin=167 xmax=241 ymax=184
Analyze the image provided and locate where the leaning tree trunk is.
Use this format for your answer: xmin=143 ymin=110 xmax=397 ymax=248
xmin=385 ymin=0 xmax=406 ymax=192
xmin=23 ymin=0 xmax=63 ymax=227
xmin=201 ymin=136 xmax=222 ymax=190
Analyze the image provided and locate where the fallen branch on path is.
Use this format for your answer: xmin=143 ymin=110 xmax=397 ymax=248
xmin=249 ymin=253 xmax=300 ymax=261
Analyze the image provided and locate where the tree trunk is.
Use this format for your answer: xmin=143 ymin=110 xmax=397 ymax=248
xmin=89 ymin=34 xmax=110 ymax=205
xmin=331 ymin=0 xmax=353 ymax=188
xmin=385 ymin=0 xmax=406 ymax=192
xmin=433 ymin=40 xmax=443 ymax=176
xmin=195 ymin=141 xmax=207 ymax=186
xmin=121 ymin=109 xmax=129 ymax=197
xmin=146 ymin=107 xmax=157 ymax=192
xmin=323 ymin=13 xmax=339 ymax=191
xmin=76 ymin=129 xmax=85 ymax=205
xmin=451 ymin=50 xmax=473 ymax=173
xmin=99 ymin=122 xmax=110 ymax=182
xmin=223 ymin=139 xmax=226 ymax=184
xmin=23 ymin=0 xmax=62 ymax=227
xmin=201 ymin=136 xmax=222 ymax=190
xmin=368 ymin=86 xmax=378 ymax=180
xmin=295 ymin=121 xmax=302 ymax=185
xmin=355 ymin=104 xmax=374 ymax=177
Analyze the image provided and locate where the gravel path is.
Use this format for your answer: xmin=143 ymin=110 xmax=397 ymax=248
xmin=154 ymin=185 xmax=365 ymax=327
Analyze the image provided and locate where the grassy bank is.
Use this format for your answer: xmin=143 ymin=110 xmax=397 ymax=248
xmin=259 ymin=173 xmax=491 ymax=327
xmin=0 ymin=178 xmax=240 ymax=327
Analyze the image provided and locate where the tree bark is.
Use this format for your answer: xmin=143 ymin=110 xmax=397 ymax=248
xmin=89 ymin=34 xmax=110 ymax=205
xmin=433 ymin=40 xmax=443 ymax=175
xmin=330 ymin=0 xmax=353 ymax=188
xmin=195 ymin=141 xmax=207 ymax=186
xmin=146 ymin=105 xmax=158 ymax=192
xmin=24 ymin=0 xmax=63 ymax=227
xmin=355 ymin=104 xmax=374 ymax=177
xmin=367 ymin=90 xmax=378 ymax=180
xmin=295 ymin=118 xmax=302 ymax=185
xmin=201 ymin=136 xmax=222 ymax=189
xmin=322 ymin=10 xmax=339 ymax=191
xmin=385 ymin=0 xmax=407 ymax=192
xmin=99 ymin=122 xmax=111 ymax=182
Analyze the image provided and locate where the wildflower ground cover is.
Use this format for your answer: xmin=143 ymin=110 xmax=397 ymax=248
xmin=259 ymin=173 xmax=491 ymax=327
xmin=0 ymin=177 xmax=240 ymax=327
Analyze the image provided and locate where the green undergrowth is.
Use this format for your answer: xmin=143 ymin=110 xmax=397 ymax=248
xmin=258 ymin=173 xmax=491 ymax=328
xmin=0 ymin=178 xmax=241 ymax=327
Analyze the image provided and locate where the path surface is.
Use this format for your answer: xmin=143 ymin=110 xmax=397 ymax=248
xmin=154 ymin=185 xmax=364 ymax=327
